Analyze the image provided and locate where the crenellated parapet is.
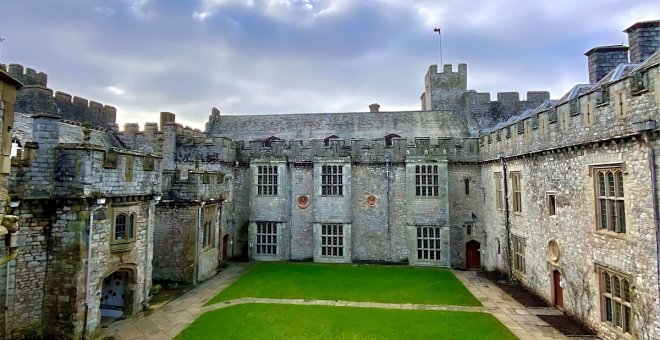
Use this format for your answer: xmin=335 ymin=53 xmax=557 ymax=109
xmin=233 ymin=135 xmax=481 ymax=164
xmin=479 ymin=52 xmax=659 ymax=160
xmin=2 ymin=63 xmax=47 ymax=87
xmin=421 ymin=64 xmax=467 ymax=111
xmin=5 ymin=63 xmax=117 ymax=127
xmin=161 ymin=170 xmax=226 ymax=202
xmin=463 ymin=90 xmax=550 ymax=130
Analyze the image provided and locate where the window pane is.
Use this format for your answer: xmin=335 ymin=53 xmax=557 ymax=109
xmin=598 ymin=172 xmax=606 ymax=196
xmin=616 ymin=171 xmax=624 ymax=197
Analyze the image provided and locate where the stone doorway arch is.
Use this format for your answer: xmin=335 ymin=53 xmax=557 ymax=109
xmin=100 ymin=267 xmax=137 ymax=319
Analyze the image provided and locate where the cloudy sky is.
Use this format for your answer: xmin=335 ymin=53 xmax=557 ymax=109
xmin=1 ymin=0 xmax=657 ymax=130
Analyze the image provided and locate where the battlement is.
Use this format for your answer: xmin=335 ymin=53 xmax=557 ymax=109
xmin=422 ymin=64 xmax=468 ymax=111
xmin=1 ymin=63 xmax=48 ymax=87
xmin=233 ymin=135 xmax=480 ymax=164
xmin=479 ymin=55 xmax=659 ymax=160
xmin=52 ymin=91 xmax=117 ymax=127
xmin=463 ymin=90 xmax=550 ymax=130
xmin=161 ymin=170 xmax=226 ymax=202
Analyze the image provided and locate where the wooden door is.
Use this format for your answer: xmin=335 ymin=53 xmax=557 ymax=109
xmin=222 ymin=235 xmax=229 ymax=261
xmin=466 ymin=240 xmax=481 ymax=269
xmin=553 ymin=270 xmax=563 ymax=308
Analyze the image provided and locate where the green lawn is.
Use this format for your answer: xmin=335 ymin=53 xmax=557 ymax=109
xmin=206 ymin=262 xmax=480 ymax=306
xmin=177 ymin=304 xmax=515 ymax=340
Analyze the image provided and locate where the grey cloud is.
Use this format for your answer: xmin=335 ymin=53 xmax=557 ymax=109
xmin=0 ymin=0 xmax=655 ymax=129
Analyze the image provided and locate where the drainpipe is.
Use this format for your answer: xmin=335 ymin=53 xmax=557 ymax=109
xmin=386 ymin=157 xmax=392 ymax=262
xmin=286 ymin=157 xmax=292 ymax=260
xmin=4 ymin=258 xmax=12 ymax=339
xmin=641 ymin=132 xmax=660 ymax=298
xmin=500 ymin=155 xmax=513 ymax=282
xmin=83 ymin=201 xmax=106 ymax=339
xmin=194 ymin=201 xmax=205 ymax=286
xmin=143 ymin=195 xmax=160 ymax=310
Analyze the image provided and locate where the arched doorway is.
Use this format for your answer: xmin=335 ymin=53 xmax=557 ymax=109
xmin=553 ymin=270 xmax=564 ymax=308
xmin=465 ymin=240 xmax=481 ymax=269
xmin=100 ymin=270 xmax=133 ymax=318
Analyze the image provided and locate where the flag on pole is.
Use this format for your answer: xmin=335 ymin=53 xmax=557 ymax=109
xmin=434 ymin=27 xmax=441 ymax=33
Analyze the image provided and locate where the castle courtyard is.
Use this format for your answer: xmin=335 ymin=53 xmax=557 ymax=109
xmin=102 ymin=262 xmax=567 ymax=339
xmin=0 ymin=3 xmax=657 ymax=338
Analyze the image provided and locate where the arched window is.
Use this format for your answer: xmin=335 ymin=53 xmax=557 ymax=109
xmin=594 ymin=167 xmax=626 ymax=233
xmin=115 ymin=214 xmax=127 ymax=240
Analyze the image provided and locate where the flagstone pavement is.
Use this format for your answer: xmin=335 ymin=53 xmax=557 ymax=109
xmin=98 ymin=263 xmax=573 ymax=340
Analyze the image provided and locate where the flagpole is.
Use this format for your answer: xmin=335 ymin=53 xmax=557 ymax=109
xmin=434 ymin=27 xmax=443 ymax=67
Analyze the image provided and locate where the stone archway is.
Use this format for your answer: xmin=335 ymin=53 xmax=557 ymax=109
xmin=99 ymin=267 xmax=137 ymax=319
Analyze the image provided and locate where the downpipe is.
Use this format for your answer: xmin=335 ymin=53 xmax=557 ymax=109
xmin=642 ymin=133 xmax=660 ymax=299
xmin=500 ymin=156 xmax=513 ymax=282
xmin=83 ymin=205 xmax=105 ymax=339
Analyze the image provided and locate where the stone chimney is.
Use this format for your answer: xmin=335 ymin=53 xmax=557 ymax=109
xmin=584 ymin=45 xmax=629 ymax=83
xmin=625 ymin=20 xmax=660 ymax=63
xmin=369 ymin=103 xmax=380 ymax=112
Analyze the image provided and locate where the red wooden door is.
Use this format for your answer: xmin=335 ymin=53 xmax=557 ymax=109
xmin=466 ymin=240 xmax=481 ymax=269
xmin=222 ymin=235 xmax=229 ymax=261
xmin=553 ymin=270 xmax=563 ymax=308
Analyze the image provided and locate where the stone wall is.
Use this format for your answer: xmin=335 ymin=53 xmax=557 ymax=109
xmin=209 ymin=109 xmax=468 ymax=141
xmin=477 ymin=51 xmax=659 ymax=339
xmin=153 ymin=203 xmax=197 ymax=282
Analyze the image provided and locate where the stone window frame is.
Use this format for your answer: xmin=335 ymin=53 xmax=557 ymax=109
xmin=416 ymin=226 xmax=442 ymax=261
xmin=255 ymin=221 xmax=277 ymax=255
xmin=510 ymin=172 xmax=522 ymax=213
xmin=111 ymin=205 xmax=139 ymax=252
xmin=256 ymin=165 xmax=278 ymax=196
xmin=320 ymin=224 xmax=344 ymax=257
xmin=415 ymin=164 xmax=439 ymax=197
xmin=512 ymin=235 xmax=526 ymax=275
xmin=598 ymin=266 xmax=633 ymax=336
xmin=321 ymin=164 xmax=344 ymax=196
xmin=463 ymin=178 xmax=470 ymax=195
xmin=494 ymin=172 xmax=503 ymax=210
xmin=593 ymin=165 xmax=626 ymax=234
xmin=202 ymin=205 xmax=216 ymax=249
xmin=547 ymin=191 xmax=556 ymax=217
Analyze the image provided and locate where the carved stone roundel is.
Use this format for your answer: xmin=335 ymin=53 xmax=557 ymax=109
xmin=296 ymin=195 xmax=309 ymax=209
xmin=366 ymin=195 xmax=377 ymax=207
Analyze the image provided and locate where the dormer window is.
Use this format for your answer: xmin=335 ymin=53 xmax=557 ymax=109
xmin=324 ymin=135 xmax=340 ymax=147
xmin=384 ymin=133 xmax=401 ymax=147
xmin=261 ymin=136 xmax=282 ymax=148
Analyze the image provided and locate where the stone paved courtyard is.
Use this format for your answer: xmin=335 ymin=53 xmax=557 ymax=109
xmin=99 ymin=262 xmax=574 ymax=340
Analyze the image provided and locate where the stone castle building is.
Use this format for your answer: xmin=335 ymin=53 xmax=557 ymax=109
xmin=0 ymin=20 xmax=656 ymax=339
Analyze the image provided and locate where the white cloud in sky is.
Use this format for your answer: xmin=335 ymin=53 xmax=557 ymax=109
xmin=0 ymin=0 xmax=656 ymax=129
